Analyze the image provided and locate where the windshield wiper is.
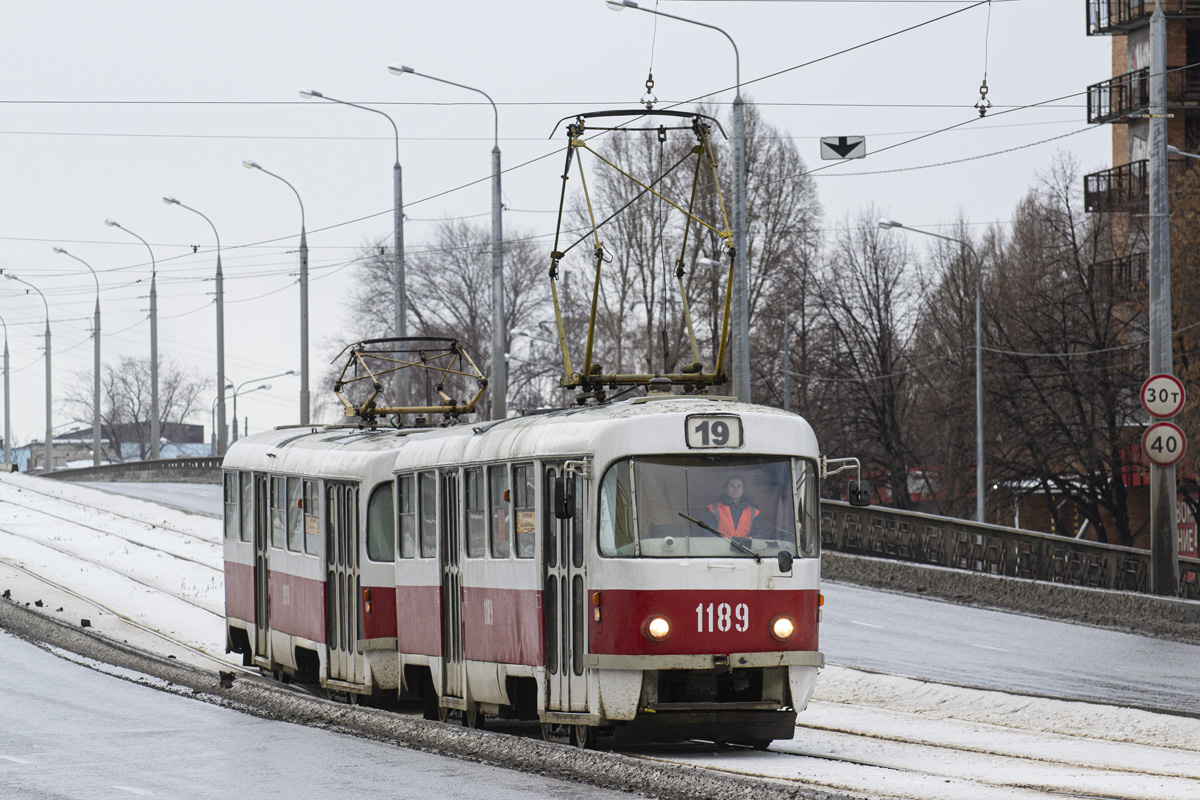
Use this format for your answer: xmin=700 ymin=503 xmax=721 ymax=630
xmin=678 ymin=512 xmax=760 ymax=562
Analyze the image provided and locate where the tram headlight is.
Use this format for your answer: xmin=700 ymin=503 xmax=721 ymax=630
xmin=643 ymin=615 xmax=671 ymax=642
xmin=770 ymin=615 xmax=796 ymax=642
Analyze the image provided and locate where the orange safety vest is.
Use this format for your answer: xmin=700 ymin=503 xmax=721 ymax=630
xmin=707 ymin=502 xmax=759 ymax=538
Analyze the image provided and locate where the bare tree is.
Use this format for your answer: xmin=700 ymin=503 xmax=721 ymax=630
xmin=65 ymin=355 xmax=210 ymax=461
xmin=812 ymin=206 xmax=922 ymax=509
xmin=338 ymin=220 xmax=553 ymax=417
xmin=984 ymin=155 xmax=1142 ymax=544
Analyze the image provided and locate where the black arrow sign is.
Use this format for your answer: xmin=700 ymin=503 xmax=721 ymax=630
xmin=825 ymin=137 xmax=862 ymax=158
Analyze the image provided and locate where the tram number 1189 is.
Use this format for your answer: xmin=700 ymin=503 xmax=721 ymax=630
xmin=697 ymin=602 xmax=749 ymax=633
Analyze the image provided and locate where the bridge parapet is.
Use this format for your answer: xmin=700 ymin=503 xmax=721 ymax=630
xmin=823 ymin=500 xmax=1200 ymax=601
xmin=46 ymin=457 xmax=222 ymax=485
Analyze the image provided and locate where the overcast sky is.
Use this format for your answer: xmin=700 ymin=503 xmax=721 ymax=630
xmin=0 ymin=0 xmax=1109 ymax=448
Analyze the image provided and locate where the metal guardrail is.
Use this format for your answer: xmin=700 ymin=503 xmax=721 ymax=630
xmin=1087 ymin=67 xmax=1200 ymax=124
xmin=45 ymin=457 xmax=223 ymax=484
xmin=823 ymin=500 xmax=1200 ymax=600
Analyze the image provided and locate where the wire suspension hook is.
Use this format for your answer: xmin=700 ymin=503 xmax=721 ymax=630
xmin=642 ymin=72 xmax=657 ymax=110
xmin=975 ymin=79 xmax=992 ymax=118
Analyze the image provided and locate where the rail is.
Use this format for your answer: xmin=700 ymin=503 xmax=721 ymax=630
xmin=1088 ymin=0 xmax=1200 ymax=36
xmin=822 ymin=500 xmax=1200 ymax=600
xmin=45 ymin=457 xmax=223 ymax=484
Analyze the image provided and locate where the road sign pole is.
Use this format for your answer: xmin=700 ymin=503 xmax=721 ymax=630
xmin=1148 ymin=9 xmax=1177 ymax=596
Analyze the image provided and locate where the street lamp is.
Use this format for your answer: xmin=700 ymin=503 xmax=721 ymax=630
xmin=388 ymin=63 xmax=506 ymax=419
xmin=53 ymin=247 xmax=102 ymax=466
xmin=2 ymin=273 xmax=52 ymax=472
xmin=606 ymin=0 xmax=749 ymax=404
xmin=210 ymin=380 xmax=232 ymax=455
xmin=1167 ymin=145 xmax=1200 ymax=160
xmin=879 ymin=218 xmax=985 ymax=523
xmin=242 ymin=160 xmax=309 ymax=426
xmin=0 ymin=314 xmax=10 ymax=469
xmin=299 ymin=88 xmax=408 ymax=411
xmin=231 ymin=370 xmax=296 ymax=443
xmin=163 ymin=196 xmax=228 ymax=457
xmin=105 ymin=217 xmax=160 ymax=460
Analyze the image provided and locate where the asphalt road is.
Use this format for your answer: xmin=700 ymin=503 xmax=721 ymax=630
xmin=0 ymin=630 xmax=635 ymax=800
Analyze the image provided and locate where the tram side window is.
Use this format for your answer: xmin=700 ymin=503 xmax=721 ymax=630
xmin=397 ymin=475 xmax=416 ymax=559
xmin=489 ymin=464 xmax=510 ymax=559
xmin=223 ymin=472 xmax=238 ymax=540
xmin=419 ymin=472 xmax=437 ymax=558
xmin=366 ymin=482 xmax=396 ymax=562
xmin=239 ymin=472 xmax=252 ymax=543
xmin=303 ymin=479 xmax=320 ymax=554
xmin=286 ymin=477 xmax=302 ymax=552
xmin=513 ymin=463 xmax=535 ymax=559
xmin=599 ymin=461 xmax=635 ymax=556
xmin=465 ymin=468 xmax=486 ymax=558
xmin=270 ymin=476 xmax=287 ymax=549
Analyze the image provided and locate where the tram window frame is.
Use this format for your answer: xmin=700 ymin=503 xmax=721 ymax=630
xmin=286 ymin=477 xmax=303 ymax=552
xmin=465 ymin=468 xmax=486 ymax=558
xmin=302 ymin=479 xmax=320 ymax=555
xmin=489 ymin=464 xmax=511 ymax=559
xmin=397 ymin=474 xmax=417 ymax=559
xmin=223 ymin=471 xmax=238 ymax=540
xmin=542 ymin=468 xmax=557 ymax=569
xmin=366 ymin=481 xmax=396 ymax=563
xmin=512 ymin=463 xmax=535 ymax=559
xmin=419 ymin=471 xmax=437 ymax=559
xmin=270 ymin=475 xmax=287 ymax=550
xmin=572 ymin=473 xmax=584 ymax=568
xmin=239 ymin=471 xmax=253 ymax=544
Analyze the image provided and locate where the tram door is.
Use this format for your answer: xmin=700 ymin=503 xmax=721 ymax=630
xmin=325 ymin=482 xmax=363 ymax=685
xmin=253 ymin=472 xmax=270 ymax=661
xmin=543 ymin=464 xmax=588 ymax=713
xmin=439 ymin=472 xmax=465 ymax=702
xmin=436 ymin=472 xmax=463 ymax=705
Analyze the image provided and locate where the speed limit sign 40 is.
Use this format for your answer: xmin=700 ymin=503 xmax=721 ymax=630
xmin=1143 ymin=421 xmax=1187 ymax=467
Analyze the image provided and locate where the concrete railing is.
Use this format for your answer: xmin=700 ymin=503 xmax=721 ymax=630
xmin=46 ymin=457 xmax=223 ymax=485
xmin=823 ymin=500 xmax=1200 ymax=601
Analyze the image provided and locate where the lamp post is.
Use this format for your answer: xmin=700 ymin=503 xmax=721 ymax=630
xmin=53 ymin=247 xmax=102 ymax=466
xmin=388 ymin=64 xmax=506 ymax=419
xmin=243 ymin=160 xmax=309 ymax=426
xmin=210 ymin=380 xmax=232 ymax=455
xmin=231 ymin=370 xmax=295 ymax=443
xmin=299 ymin=89 xmax=408 ymax=412
xmin=0 ymin=314 xmax=10 ymax=468
xmin=606 ymin=0 xmax=749 ymax=404
xmin=162 ymin=196 xmax=227 ymax=457
xmin=2 ymin=273 xmax=52 ymax=471
xmin=105 ymin=218 xmax=160 ymax=460
xmin=879 ymin=218 xmax=985 ymax=523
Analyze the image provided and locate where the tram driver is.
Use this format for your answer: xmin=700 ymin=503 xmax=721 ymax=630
xmin=705 ymin=474 xmax=763 ymax=540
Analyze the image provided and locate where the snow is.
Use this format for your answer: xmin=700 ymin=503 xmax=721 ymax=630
xmin=1 ymin=472 xmax=1198 ymax=800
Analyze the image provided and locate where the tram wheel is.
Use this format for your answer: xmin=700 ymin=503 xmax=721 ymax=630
xmin=570 ymin=723 xmax=595 ymax=749
xmin=462 ymin=703 xmax=485 ymax=729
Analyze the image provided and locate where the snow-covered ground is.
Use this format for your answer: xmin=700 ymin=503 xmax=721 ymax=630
xmin=1 ymin=472 xmax=1197 ymax=800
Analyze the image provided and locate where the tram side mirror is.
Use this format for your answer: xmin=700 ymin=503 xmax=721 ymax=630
xmin=777 ymin=551 xmax=793 ymax=573
xmin=846 ymin=480 xmax=871 ymax=507
xmin=554 ymin=476 xmax=574 ymax=520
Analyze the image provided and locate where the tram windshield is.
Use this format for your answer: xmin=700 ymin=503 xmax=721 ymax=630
xmin=598 ymin=455 xmax=820 ymax=559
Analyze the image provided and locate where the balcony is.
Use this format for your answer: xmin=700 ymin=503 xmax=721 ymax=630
xmin=1084 ymin=160 xmax=1149 ymax=211
xmin=1088 ymin=0 xmax=1200 ymax=35
xmin=1094 ymin=252 xmax=1148 ymax=295
xmin=1083 ymin=159 xmax=1192 ymax=212
xmin=1088 ymin=67 xmax=1200 ymax=124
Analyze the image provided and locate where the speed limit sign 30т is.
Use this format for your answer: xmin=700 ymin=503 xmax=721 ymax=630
xmin=1143 ymin=421 xmax=1187 ymax=468
xmin=1141 ymin=374 xmax=1186 ymax=418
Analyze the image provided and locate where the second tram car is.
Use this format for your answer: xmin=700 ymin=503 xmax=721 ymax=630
xmin=224 ymin=393 xmax=845 ymax=746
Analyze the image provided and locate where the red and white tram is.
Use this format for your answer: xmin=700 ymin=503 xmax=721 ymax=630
xmin=224 ymin=393 xmax=843 ymax=747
